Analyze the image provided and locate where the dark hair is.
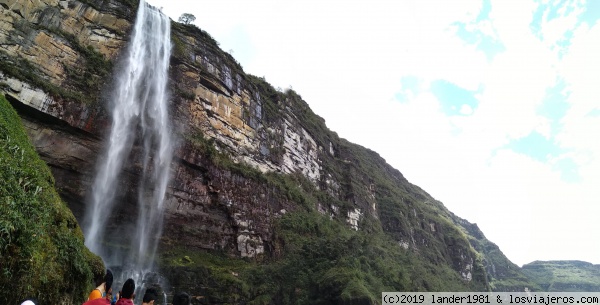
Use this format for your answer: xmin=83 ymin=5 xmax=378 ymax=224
xmin=143 ymin=288 xmax=158 ymax=303
xmin=120 ymin=278 xmax=136 ymax=299
xmin=172 ymin=292 xmax=190 ymax=305
xmin=105 ymin=269 xmax=114 ymax=292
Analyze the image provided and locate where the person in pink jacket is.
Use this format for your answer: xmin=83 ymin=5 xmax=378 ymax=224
xmin=115 ymin=279 xmax=135 ymax=305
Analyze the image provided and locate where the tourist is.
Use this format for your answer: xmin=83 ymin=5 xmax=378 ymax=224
xmin=88 ymin=269 xmax=114 ymax=301
xmin=82 ymin=290 xmax=113 ymax=305
xmin=172 ymin=292 xmax=191 ymax=305
xmin=115 ymin=278 xmax=136 ymax=305
xmin=142 ymin=288 xmax=158 ymax=305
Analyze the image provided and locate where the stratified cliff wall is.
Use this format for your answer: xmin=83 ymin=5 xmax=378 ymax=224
xmin=1 ymin=0 xmax=538 ymax=302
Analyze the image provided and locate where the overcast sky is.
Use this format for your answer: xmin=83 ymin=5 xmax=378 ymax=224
xmin=146 ymin=0 xmax=600 ymax=267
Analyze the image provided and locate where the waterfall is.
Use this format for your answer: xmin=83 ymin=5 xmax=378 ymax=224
xmin=83 ymin=0 xmax=172 ymax=278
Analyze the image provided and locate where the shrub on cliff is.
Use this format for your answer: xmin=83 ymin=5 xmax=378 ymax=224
xmin=178 ymin=13 xmax=196 ymax=25
xmin=0 ymin=94 xmax=104 ymax=304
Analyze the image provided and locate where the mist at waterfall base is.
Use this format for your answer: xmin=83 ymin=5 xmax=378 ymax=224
xmin=82 ymin=0 xmax=174 ymax=298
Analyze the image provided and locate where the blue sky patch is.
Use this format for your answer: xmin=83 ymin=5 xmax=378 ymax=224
xmin=505 ymin=130 xmax=563 ymax=162
xmin=553 ymin=157 xmax=581 ymax=182
xmin=538 ymin=79 xmax=570 ymax=135
xmin=538 ymin=80 xmax=570 ymax=120
xmin=394 ymin=92 xmax=409 ymax=103
xmin=401 ymin=75 xmax=420 ymax=91
xmin=529 ymin=0 xmax=600 ymax=49
xmin=454 ymin=21 xmax=505 ymax=61
xmin=452 ymin=0 xmax=504 ymax=60
xmin=530 ymin=0 xmax=580 ymax=41
xmin=478 ymin=37 xmax=505 ymax=60
xmin=555 ymin=30 xmax=574 ymax=58
xmin=530 ymin=1 xmax=548 ymax=39
xmin=581 ymin=0 xmax=600 ymax=25
xmin=477 ymin=0 xmax=492 ymax=22
xmin=430 ymin=80 xmax=480 ymax=116
xmin=547 ymin=0 xmax=569 ymax=21
xmin=395 ymin=76 xmax=421 ymax=103
xmin=455 ymin=23 xmax=478 ymax=44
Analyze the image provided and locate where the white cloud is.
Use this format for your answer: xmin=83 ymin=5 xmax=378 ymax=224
xmin=556 ymin=20 xmax=600 ymax=187
xmin=489 ymin=0 xmax=537 ymax=47
xmin=459 ymin=104 xmax=474 ymax=115
xmin=559 ymin=22 xmax=600 ymax=116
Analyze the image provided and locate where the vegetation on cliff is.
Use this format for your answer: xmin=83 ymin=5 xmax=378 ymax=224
xmin=522 ymin=261 xmax=600 ymax=291
xmin=251 ymin=209 xmax=486 ymax=302
xmin=161 ymin=209 xmax=485 ymax=305
xmin=161 ymin=133 xmax=489 ymax=304
xmin=0 ymin=94 xmax=104 ymax=304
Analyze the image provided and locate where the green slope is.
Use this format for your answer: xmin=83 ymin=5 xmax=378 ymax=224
xmin=0 ymin=94 xmax=104 ymax=304
xmin=522 ymin=261 xmax=600 ymax=292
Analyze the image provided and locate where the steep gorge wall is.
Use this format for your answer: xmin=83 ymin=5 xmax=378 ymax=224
xmin=1 ymin=0 xmax=537 ymax=299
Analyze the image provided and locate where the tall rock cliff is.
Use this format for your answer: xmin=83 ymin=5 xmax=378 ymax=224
xmin=1 ymin=0 xmax=538 ymax=303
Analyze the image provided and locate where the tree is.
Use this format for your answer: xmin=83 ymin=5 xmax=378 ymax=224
xmin=178 ymin=13 xmax=196 ymax=25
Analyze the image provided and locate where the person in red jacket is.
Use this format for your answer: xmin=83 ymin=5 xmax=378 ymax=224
xmin=115 ymin=278 xmax=136 ymax=305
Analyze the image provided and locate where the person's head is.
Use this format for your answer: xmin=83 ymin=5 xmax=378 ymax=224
xmin=120 ymin=278 xmax=136 ymax=299
xmin=172 ymin=292 xmax=190 ymax=305
xmin=142 ymin=288 xmax=158 ymax=304
xmin=94 ymin=272 xmax=105 ymax=287
xmin=105 ymin=269 xmax=113 ymax=293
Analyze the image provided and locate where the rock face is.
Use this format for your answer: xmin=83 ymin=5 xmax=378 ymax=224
xmin=1 ymin=0 xmax=539 ymax=301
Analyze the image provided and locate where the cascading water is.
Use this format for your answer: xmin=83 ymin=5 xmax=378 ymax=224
xmin=83 ymin=0 xmax=172 ymax=289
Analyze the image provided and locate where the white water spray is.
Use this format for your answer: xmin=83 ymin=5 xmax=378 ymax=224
xmin=84 ymin=0 xmax=172 ymax=276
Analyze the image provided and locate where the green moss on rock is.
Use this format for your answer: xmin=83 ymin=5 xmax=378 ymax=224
xmin=0 ymin=94 xmax=104 ymax=304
